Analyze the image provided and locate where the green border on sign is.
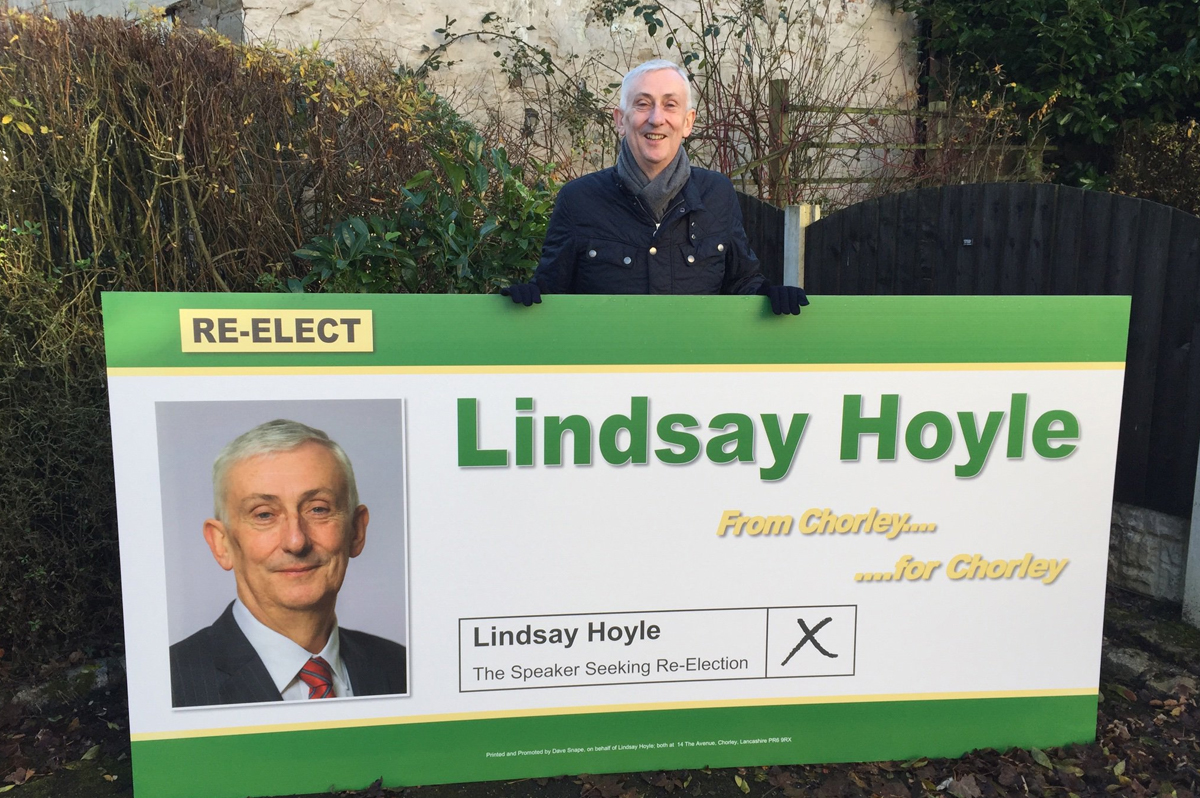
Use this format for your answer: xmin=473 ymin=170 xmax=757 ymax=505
xmin=132 ymin=695 xmax=1097 ymax=798
xmin=101 ymin=294 xmax=1131 ymax=369
xmin=104 ymin=293 xmax=1126 ymax=798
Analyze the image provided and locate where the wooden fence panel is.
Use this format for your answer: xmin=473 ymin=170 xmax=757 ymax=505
xmin=1027 ymin=185 xmax=1054 ymax=295
xmin=916 ymin=187 xmax=940 ymax=294
xmin=955 ymin=184 xmax=984 ymax=295
xmin=1080 ymin=191 xmax=1114 ymax=295
xmin=933 ymin=185 xmax=959 ymax=295
xmin=895 ymin=189 xmax=921 ymax=295
xmin=858 ymin=198 xmax=880 ymax=296
xmin=979 ymin=183 xmax=1007 ymax=295
xmin=802 ymin=182 xmax=1200 ymax=518
xmin=1148 ymin=211 xmax=1200 ymax=511
xmin=877 ymin=192 xmax=900 ymax=295
xmin=736 ymin=192 xmax=785 ymax=288
xmin=1000 ymin=182 xmax=1031 ymax=295
xmin=1049 ymin=188 xmax=1083 ymax=295
xmin=1116 ymin=201 xmax=1173 ymax=503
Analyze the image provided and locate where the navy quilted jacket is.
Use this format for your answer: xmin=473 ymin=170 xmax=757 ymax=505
xmin=531 ymin=166 xmax=766 ymax=295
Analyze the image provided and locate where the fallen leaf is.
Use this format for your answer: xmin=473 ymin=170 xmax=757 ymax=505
xmin=1031 ymin=747 xmax=1053 ymax=769
xmin=1114 ymin=760 xmax=1126 ymax=776
xmin=947 ymin=774 xmax=983 ymax=798
xmin=734 ymin=775 xmax=750 ymax=794
xmin=80 ymin=744 xmax=100 ymax=761
xmin=998 ymin=763 xmax=1021 ymax=787
xmin=767 ymin=770 xmax=794 ymax=789
xmin=66 ymin=718 xmax=79 ymax=733
xmin=103 ymin=774 xmax=117 ymax=782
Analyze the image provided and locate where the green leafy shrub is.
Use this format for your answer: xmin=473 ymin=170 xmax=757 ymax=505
xmin=293 ymin=136 xmax=555 ymax=294
xmin=0 ymin=223 xmax=119 ymax=675
xmin=893 ymin=0 xmax=1200 ymax=184
xmin=0 ymin=9 xmax=457 ymax=291
xmin=894 ymin=0 xmax=1200 ymax=146
xmin=1112 ymin=121 xmax=1200 ymax=216
xmin=0 ymin=9 xmax=537 ymax=680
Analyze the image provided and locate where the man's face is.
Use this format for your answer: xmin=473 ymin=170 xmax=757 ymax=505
xmin=203 ymin=442 xmax=367 ymax=626
xmin=613 ymin=68 xmax=696 ymax=180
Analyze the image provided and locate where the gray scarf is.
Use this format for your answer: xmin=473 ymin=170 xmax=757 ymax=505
xmin=616 ymin=137 xmax=691 ymax=222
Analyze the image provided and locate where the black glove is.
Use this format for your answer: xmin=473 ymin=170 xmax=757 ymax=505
xmin=760 ymin=284 xmax=809 ymax=316
xmin=500 ymin=283 xmax=542 ymax=307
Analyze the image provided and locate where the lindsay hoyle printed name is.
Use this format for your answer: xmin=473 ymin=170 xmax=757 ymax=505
xmin=473 ymin=620 xmax=661 ymax=650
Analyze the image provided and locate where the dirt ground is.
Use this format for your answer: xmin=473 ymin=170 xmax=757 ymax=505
xmin=3 ymin=586 xmax=1198 ymax=798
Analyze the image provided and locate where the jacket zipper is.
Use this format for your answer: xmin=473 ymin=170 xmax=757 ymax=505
xmin=637 ymin=196 xmax=687 ymax=239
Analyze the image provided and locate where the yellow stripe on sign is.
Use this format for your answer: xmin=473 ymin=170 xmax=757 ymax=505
xmin=178 ymin=309 xmax=373 ymax=353
xmin=130 ymin=687 xmax=1097 ymax=741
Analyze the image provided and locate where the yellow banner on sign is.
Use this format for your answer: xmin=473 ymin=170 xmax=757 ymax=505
xmin=178 ymin=309 xmax=374 ymax=353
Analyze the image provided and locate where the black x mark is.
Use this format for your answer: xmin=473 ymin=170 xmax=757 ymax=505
xmin=780 ymin=617 xmax=837 ymax=666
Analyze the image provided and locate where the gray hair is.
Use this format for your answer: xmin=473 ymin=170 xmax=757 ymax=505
xmin=619 ymin=59 xmax=694 ymax=111
xmin=212 ymin=419 xmax=359 ymax=523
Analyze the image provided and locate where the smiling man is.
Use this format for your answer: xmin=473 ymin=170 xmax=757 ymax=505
xmin=502 ymin=59 xmax=808 ymax=314
xmin=169 ymin=419 xmax=407 ymax=707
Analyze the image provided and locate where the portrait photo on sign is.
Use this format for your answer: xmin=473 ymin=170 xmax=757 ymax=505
xmin=156 ymin=399 xmax=410 ymax=708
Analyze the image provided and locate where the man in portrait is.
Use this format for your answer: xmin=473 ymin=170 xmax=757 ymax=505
xmin=170 ymin=419 xmax=407 ymax=707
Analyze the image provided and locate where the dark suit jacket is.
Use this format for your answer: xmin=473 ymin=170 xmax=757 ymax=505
xmin=169 ymin=602 xmax=408 ymax=707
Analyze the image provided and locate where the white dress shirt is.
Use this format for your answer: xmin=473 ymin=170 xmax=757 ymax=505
xmin=231 ymin=600 xmax=354 ymax=700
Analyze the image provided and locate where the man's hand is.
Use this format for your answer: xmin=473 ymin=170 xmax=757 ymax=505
xmin=500 ymin=283 xmax=542 ymax=307
xmin=760 ymin=284 xmax=810 ymax=315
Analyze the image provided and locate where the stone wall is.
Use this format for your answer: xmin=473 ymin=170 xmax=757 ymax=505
xmin=240 ymin=0 xmax=909 ymax=83
xmin=18 ymin=0 xmax=915 ymax=186
xmin=1109 ymin=502 xmax=1190 ymax=602
xmin=239 ymin=0 xmax=914 ymax=173
xmin=17 ymin=0 xmax=243 ymax=41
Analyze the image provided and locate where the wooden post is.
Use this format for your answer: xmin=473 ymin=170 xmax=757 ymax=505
xmin=926 ymin=100 xmax=947 ymax=171
xmin=783 ymin=202 xmax=820 ymax=287
xmin=768 ymin=79 xmax=788 ymax=200
xmin=1184 ymin=446 xmax=1200 ymax=628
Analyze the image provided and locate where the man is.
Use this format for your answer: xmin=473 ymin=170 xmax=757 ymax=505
xmin=502 ymin=59 xmax=808 ymax=315
xmin=170 ymin=419 xmax=407 ymax=707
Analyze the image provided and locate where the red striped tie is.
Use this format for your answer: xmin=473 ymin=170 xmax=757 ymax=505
xmin=298 ymin=656 xmax=334 ymax=699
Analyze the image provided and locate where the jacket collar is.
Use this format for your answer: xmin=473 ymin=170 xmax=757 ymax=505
xmin=609 ymin=164 xmax=707 ymax=216
xmin=679 ymin=170 xmax=706 ymax=213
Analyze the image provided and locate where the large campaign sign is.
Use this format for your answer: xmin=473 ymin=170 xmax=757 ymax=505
xmin=103 ymin=293 xmax=1129 ymax=798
